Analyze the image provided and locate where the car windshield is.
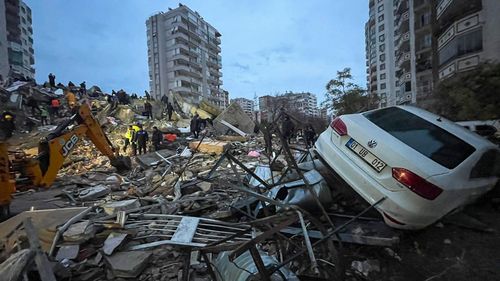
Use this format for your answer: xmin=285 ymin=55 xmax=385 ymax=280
xmin=363 ymin=107 xmax=476 ymax=169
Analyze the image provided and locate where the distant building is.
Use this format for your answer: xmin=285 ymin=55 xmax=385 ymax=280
xmin=258 ymin=92 xmax=318 ymax=121
xmin=319 ymin=107 xmax=330 ymax=123
xmin=1 ymin=0 xmax=35 ymax=80
xmin=231 ymin=97 xmax=254 ymax=118
xmin=146 ymin=4 xmax=224 ymax=108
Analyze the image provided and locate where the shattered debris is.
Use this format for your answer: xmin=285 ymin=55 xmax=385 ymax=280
xmin=0 ymin=80 xmax=498 ymax=281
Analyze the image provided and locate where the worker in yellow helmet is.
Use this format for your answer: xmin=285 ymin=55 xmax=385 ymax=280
xmin=123 ymin=124 xmax=140 ymax=155
xmin=0 ymin=112 xmax=16 ymax=140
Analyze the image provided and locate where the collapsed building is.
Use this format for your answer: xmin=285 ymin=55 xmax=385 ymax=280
xmin=0 ymin=79 xmax=498 ymax=281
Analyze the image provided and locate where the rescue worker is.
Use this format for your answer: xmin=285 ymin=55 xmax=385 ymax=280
xmin=151 ymin=126 xmax=163 ymax=151
xmin=134 ymin=125 xmax=149 ymax=155
xmin=51 ymin=98 xmax=60 ymax=117
xmin=65 ymin=89 xmax=77 ymax=110
xmin=144 ymin=101 xmax=153 ymax=119
xmin=0 ymin=112 xmax=16 ymax=140
xmin=167 ymin=102 xmax=174 ymax=121
xmin=190 ymin=113 xmax=200 ymax=138
xmin=48 ymin=73 xmax=56 ymax=88
xmin=40 ymin=105 xmax=49 ymax=125
xmin=123 ymin=125 xmax=136 ymax=154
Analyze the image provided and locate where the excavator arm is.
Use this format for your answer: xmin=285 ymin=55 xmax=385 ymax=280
xmin=23 ymin=103 xmax=131 ymax=187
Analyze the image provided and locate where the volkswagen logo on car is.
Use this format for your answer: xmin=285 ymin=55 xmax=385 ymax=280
xmin=367 ymin=139 xmax=377 ymax=148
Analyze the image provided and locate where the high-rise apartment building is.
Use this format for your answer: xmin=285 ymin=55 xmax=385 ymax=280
xmin=0 ymin=0 xmax=9 ymax=81
xmin=2 ymin=0 xmax=35 ymax=80
xmin=436 ymin=0 xmax=500 ymax=81
xmin=146 ymin=4 xmax=224 ymax=108
xmin=366 ymin=0 xmax=435 ymax=108
xmin=231 ymin=97 xmax=254 ymax=119
xmin=366 ymin=0 xmax=398 ymax=107
xmin=367 ymin=0 xmax=500 ymax=109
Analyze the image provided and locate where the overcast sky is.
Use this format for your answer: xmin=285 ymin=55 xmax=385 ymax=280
xmin=26 ymin=0 xmax=367 ymax=102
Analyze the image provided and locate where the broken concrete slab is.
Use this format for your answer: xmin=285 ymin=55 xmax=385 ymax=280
xmin=0 ymin=249 xmax=34 ymax=281
xmin=213 ymin=102 xmax=255 ymax=135
xmin=101 ymin=199 xmax=141 ymax=215
xmin=78 ymin=185 xmax=110 ymax=201
xmin=0 ymin=208 xmax=87 ymax=252
xmin=189 ymin=140 xmax=229 ymax=155
xmin=105 ymin=251 xmax=152 ymax=278
xmin=63 ymin=220 xmax=95 ymax=243
xmin=136 ymin=149 xmax=177 ymax=167
xmin=55 ymin=245 xmax=80 ymax=261
xmin=102 ymin=233 xmax=128 ymax=255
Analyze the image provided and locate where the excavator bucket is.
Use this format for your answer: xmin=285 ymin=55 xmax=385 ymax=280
xmin=110 ymin=156 xmax=132 ymax=172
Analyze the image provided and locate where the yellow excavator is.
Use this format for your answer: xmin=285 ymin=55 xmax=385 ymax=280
xmin=0 ymin=103 xmax=131 ymax=218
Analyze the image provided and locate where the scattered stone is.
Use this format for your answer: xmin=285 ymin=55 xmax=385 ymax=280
xmin=78 ymin=185 xmax=110 ymax=201
xmin=103 ymin=233 xmax=128 ymax=255
xmin=351 ymin=259 xmax=380 ymax=277
xmin=102 ymin=199 xmax=141 ymax=215
xmin=55 ymin=245 xmax=80 ymax=261
xmin=63 ymin=220 xmax=95 ymax=243
xmin=105 ymin=251 xmax=152 ymax=278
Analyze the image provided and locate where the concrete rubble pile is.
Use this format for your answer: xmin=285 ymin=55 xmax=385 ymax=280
xmin=0 ymin=79 xmax=498 ymax=281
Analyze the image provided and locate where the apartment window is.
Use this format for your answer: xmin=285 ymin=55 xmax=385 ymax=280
xmin=378 ymin=15 xmax=384 ymax=22
xmin=439 ymin=29 xmax=483 ymax=65
xmin=380 ymin=63 xmax=386 ymax=70
xmin=379 ymin=44 xmax=385 ymax=52
xmin=378 ymin=5 xmax=384 ymax=12
xmin=380 ymin=54 xmax=386 ymax=62
xmin=379 ymin=34 xmax=385 ymax=42
xmin=380 ymin=83 xmax=387 ymax=90
xmin=380 ymin=73 xmax=386 ymax=80
xmin=378 ymin=24 xmax=385 ymax=32
xmin=21 ymin=17 xmax=26 ymax=24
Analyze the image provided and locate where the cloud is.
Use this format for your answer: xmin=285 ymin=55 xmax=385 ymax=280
xmin=229 ymin=62 xmax=250 ymax=72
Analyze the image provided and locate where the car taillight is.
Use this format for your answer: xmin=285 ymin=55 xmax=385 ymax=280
xmin=392 ymin=168 xmax=443 ymax=200
xmin=330 ymin=117 xmax=347 ymax=136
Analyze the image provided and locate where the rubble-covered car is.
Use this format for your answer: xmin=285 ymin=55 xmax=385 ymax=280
xmin=315 ymin=106 xmax=500 ymax=229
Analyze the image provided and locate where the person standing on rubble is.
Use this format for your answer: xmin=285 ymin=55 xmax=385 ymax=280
xmin=281 ymin=115 xmax=295 ymax=144
xmin=144 ymin=90 xmax=150 ymax=100
xmin=161 ymin=95 xmax=168 ymax=104
xmin=0 ymin=112 xmax=16 ymax=140
xmin=167 ymin=102 xmax=174 ymax=121
xmin=144 ymin=101 xmax=153 ymax=119
xmin=80 ymin=81 xmax=86 ymax=96
xmin=123 ymin=125 xmax=137 ymax=154
xmin=190 ymin=113 xmax=200 ymax=138
xmin=135 ymin=125 xmax=149 ymax=155
xmin=304 ymin=124 xmax=316 ymax=148
xmin=40 ymin=105 xmax=49 ymax=125
xmin=151 ymin=126 xmax=163 ymax=151
xmin=50 ymin=98 xmax=61 ymax=118
xmin=48 ymin=73 xmax=56 ymax=88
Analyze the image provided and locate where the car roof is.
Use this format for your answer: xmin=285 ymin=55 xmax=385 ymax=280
xmin=393 ymin=106 xmax=498 ymax=151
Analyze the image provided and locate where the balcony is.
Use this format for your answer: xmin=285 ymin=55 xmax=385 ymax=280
xmin=397 ymin=51 xmax=411 ymax=68
xmin=437 ymin=12 xmax=481 ymax=50
xmin=396 ymin=0 xmax=409 ymax=15
xmin=395 ymin=32 xmax=410 ymax=50
xmin=437 ymin=0 xmax=481 ymax=32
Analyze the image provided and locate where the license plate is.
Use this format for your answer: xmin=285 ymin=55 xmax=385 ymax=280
xmin=346 ymin=138 xmax=386 ymax=172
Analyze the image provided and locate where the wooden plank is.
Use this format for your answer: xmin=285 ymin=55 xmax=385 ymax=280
xmin=171 ymin=217 xmax=200 ymax=243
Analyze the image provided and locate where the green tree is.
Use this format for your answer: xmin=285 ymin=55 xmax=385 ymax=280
xmin=322 ymin=67 xmax=378 ymax=115
xmin=433 ymin=62 xmax=500 ymax=121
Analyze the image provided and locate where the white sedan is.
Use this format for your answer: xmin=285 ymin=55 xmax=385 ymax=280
xmin=314 ymin=106 xmax=499 ymax=229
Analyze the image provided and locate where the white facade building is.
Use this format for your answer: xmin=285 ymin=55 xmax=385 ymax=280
xmin=3 ymin=0 xmax=35 ymax=80
xmin=146 ymin=4 xmax=224 ymax=108
xmin=0 ymin=0 xmax=9 ymax=81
